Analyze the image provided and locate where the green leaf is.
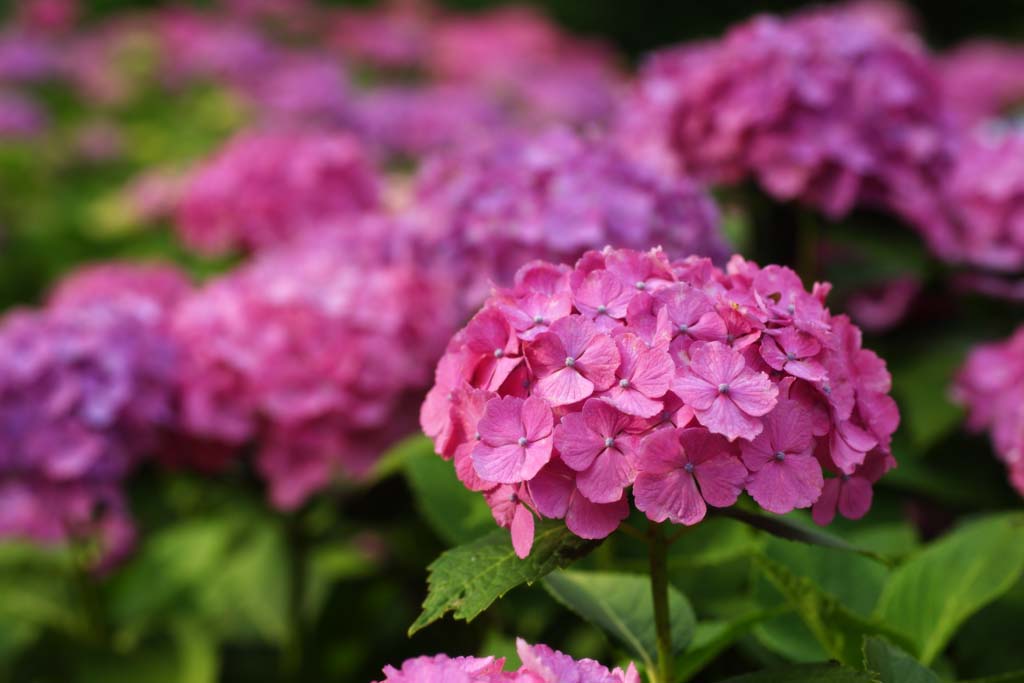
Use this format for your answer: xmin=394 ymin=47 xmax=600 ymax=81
xmin=678 ymin=611 xmax=781 ymax=683
xmin=371 ymin=434 xmax=432 ymax=483
xmin=403 ymin=442 xmax=496 ymax=545
xmin=0 ymin=542 xmax=85 ymax=638
xmin=715 ymin=508 xmax=891 ymax=566
xmin=753 ymin=554 xmax=907 ymax=666
xmin=959 ymin=673 xmax=1024 ymax=683
xmin=863 ymin=637 xmax=940 ymax=683
xmin=78 ymin=620 xmax=219 ymax=683
xmin=874 ymin=513 xmax=1024 ymax=664
xmin=409 ymin=522 xmax=599 ymax=635
xmin=889 ymin=341 xmax=968 ymax=453
xmin=542 ymin=570 xmax=695 ymax=672
xmin=753 ymin=537 xmax=889 ymax=662
xmin=713 ymin=663 xmax=879 ymax=683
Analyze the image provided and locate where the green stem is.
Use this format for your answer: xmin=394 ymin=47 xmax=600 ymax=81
xmin=648 ymin=522 xmax=673 ymax=683
xmin=282 ymin=513 xmax=307 ymax=682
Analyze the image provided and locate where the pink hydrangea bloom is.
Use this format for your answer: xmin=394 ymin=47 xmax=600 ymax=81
xmin=0 ymin=262 xmax=188 ymax=563
xmin=329 ymin=0 xmax=433 ymax=70
xmin=625 ymin=7 xmax=954 ymax=223
xmin=422 ymin=247 xmax=899 ymax=556
xmin=173 ymin=239 xmax=455 ymax=509
xmin=938 ymin=41 xmax=1024 ymax=126
xmin=926 ymin=130 xmax=1024 ymax=272
xmin=48 ymin=262 xmax=192 ymax=315
xmin=176 ymin=129 xmax=380 ymax=254
xmin=634 ymin=427 xmax=746 ymax=526
xmin=411 ymin=127 xmax=727 ymax=309
xmin=954 ymin=326 xmax=1024 ymax=498
xmin=425 ymin=5 xmax=621 ymax=128
xmin=740 ymin=398 xmax=824 ymax=514
xmin=373 ymin=639 xmax=639 ymax=683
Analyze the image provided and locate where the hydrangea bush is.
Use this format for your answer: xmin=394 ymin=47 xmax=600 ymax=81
xmin=422 ymin=247 xmax=899 ymax=557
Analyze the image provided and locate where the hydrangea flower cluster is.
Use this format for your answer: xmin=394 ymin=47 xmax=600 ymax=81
xmin=938 ymin=41 xmax=1024 ymax=126
xmin=411 ymin=127 xmax=727 ymax=309
xmin=627 ymin=7 xmax=954 ymax=223
xmin=422 ymin=247 xmax=899 ymax=557
xmin=172 ymin=238 xmax=455 ymax=510
xmin=0 ymin=263 xmax=189 ymax=563
xmin=176 ymin=129 xmax=381 ymax=254
xmin=954 ymin=327 xmax=1024 ymax=498
xmin=936 ymin=130 xmax=1024 ymax=272
xmin=374 ymin=639 xmax=639 ymax=683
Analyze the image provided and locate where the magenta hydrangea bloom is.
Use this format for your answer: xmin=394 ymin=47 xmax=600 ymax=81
xmin=927 ymin=130 xmax=1024 ymax=272
xmin=411 ymin=127 xmax=727 ymax=309
xmin=173 ymin=239 xmax=455 ymax=509
xmin=422 ymin=247 xmax=899 ymax=556
xmin=938 ymin=41 xmax=1024 ymax=126
xmin=176 ymin=129 xmax=380 ymax=255
xmin=0 ymin=262 xmax=189 ymax=564
xmin=373 ymin=639 xmax=639 ymax=683
xmin=625 ymin=6 xmax=954 ymax=223
xmin=954 ymin=326 xmax=1024 ymax=498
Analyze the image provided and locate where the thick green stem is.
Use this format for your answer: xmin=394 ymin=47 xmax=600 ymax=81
xmin=282 ymin=514 xmax=307 ymax=682
xmin=648 ymin=522 xmax=673 ymax=683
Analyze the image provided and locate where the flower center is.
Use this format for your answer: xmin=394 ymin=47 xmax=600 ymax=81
xmin=678 ymin=323 xmax=689 ymax=333
xmin=683 ymin=462 xmax=695 ymax=473
xmin=822 ymin=383 xmax=832 ymax=395
xmin=604 ymin=437 xmax=615 ymax=448
xmin=619 ymin=378 xmax=630 ymax=388
xmin=517 ymin=436 xmax=529 ymax=447
xmin=774 ymin=451 xmax=786 ymax=462
xmin=787 ymin=303 xmax=796 ymax=315
xmin=494 ymin=348 xmax=504 ymax=358
xmin=565 ymin=356 xmax=576 ymax=367
xmin=597 ymin=305 xmax=607 ymax=314
xmin=841 ymin=474 xmax=851 ymax=482
xmin=474 ymin=432 xmax=481 ymax=441
xmin=635 ymin=281 xmax=646 ymax=290
xmin=726 ymin=333 xmax=735 ymax=344
xmin=718 ymin=383 xmax=730 ymax=394
xmin=786 ymin=351 xmax=796 ymax=361
xmin=533 ymin=315 xmax=544 ymax=325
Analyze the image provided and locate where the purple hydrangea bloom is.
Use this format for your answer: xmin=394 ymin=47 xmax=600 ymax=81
xmin=625 ymin=7 xmax=954 ymax=222
xmin=411 ymin=127 xmax=727 ymax=309
xmin=0 ymin=263 xmax=189 ymax=563
xmin=0 ymin=89 xmax=46 ymax=138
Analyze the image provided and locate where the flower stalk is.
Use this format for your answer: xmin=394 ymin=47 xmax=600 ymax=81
xmin=648 ymin=522 xmax=673 ymax=683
